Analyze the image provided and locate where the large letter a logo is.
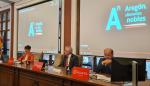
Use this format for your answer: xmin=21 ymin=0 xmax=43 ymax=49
xmin=106 ymin=7 xmax=122 ymax=31
xmin=28 ymin=22 xmax=35 ymax=37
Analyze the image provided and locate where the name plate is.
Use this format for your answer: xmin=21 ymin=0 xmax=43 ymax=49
xmin=32 ymin=62 xmax=43 ymax=71
xmin=72 ymin=67 xmax=89 ymax=80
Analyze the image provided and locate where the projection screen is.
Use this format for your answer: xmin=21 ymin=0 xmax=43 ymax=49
xmin=80 ymin=0 xmax=150 ymax=57
xmin=18 ymin=0 xmax=60 ymax=53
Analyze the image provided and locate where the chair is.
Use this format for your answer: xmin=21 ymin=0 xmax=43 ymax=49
xmin=53 ymin=53 xmax=63 ymax=67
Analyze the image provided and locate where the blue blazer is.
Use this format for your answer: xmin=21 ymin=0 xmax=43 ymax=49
xmin=95 ymin=58 xmax=112 ymax=74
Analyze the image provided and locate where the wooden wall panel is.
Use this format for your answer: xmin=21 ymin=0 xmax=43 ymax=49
xmin=64 ymin=0 xmax=72 ymax=49
xmin=10 ymin=3 xmax=14 ymax=57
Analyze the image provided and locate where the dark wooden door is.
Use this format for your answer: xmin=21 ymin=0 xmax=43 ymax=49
xmin=19 ymin=74 xmax=35 ymax=86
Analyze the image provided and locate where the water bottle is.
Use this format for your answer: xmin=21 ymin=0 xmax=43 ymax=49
xmin=66 ymin=66 xmax=71 ymax=75
xmin=45 ymin=63 xmax=48 ymax=70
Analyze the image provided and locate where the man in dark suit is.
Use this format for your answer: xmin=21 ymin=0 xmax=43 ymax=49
xmin=60 ymin=46 xmax=79 ymax=69
xmin=95 ymin=48 xmax=113 ymax=74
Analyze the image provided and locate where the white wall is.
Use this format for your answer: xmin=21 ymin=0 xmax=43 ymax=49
xmin=71 ymin=0 xmax=77 ymax=54
xmin=0 ymin=5 xmax=10 ymax=11
xmin=61 ymin=0 xmax=64 ymax=54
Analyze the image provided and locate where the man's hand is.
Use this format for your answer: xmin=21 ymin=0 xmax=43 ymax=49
xmin=102 ymin=59 xmax=112 ymax=65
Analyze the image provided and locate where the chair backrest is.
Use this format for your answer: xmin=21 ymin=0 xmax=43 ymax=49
xmin=53 ymin=53 xmax=63 ymax=67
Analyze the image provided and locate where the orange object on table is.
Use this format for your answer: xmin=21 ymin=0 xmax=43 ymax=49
xmin=8 ymin=57 xmax=14 ymax=65
xmin=32 ymin=62 xmax=43 ymax=71
xmin=72 ymin=67 xmax=89 ymax=80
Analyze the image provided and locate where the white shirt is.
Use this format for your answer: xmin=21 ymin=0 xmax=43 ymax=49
xmin=23 ymin=54 xmax=28 ymax=62
xmin=67 ymin=54 xmax=71 ymax=66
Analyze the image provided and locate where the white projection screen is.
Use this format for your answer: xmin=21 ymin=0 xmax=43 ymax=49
xmin=18 ymin=0 xmax=60 ymax=53
xmin=80 ymin=0 xmax=150 ymax=58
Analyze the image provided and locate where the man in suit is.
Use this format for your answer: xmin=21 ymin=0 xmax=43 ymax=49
xmin=60 ymin=46 xmax=79 ymax=69
xmin=18 ymin=45 xmax=34 ymax=62
xmin=95 ymin=48 xmax=113 ymax=74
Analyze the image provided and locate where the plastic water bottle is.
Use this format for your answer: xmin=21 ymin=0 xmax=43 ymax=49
xmin=66 ymin=66 xmax=71 ymax=75
xmin=45 ymin=63 xmax=48 ymax=70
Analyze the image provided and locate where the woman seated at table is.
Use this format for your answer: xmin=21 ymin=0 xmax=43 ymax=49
xmin=18 ymin=45 xmax=34 ymax=62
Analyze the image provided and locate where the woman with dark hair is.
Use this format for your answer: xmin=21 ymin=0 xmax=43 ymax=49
xmin=18 ymin=45 xmax=34 ymax=62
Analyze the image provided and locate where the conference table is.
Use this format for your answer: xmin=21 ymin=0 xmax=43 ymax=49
xmin=0 ymin=63 xmax=149 ymax=86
